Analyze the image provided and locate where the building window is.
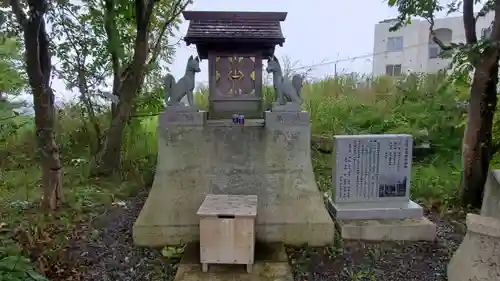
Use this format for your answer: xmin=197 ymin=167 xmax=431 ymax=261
xmin=481 ymin=27 xmax=492 ymax=38
xmin=386 ymin=36 xmax=404 ymax=52
xmin=429 ymin=46 xmax=440 ymax=59
xmin=385 ymin=64 xmax=402 ymax=76
xmin=428 ymin=28 xmax=452 ymax=59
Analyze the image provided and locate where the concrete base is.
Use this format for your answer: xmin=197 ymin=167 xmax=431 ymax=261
xmin=159 ymin=109 xmax=207 ymax=126
xmin=327 ymin=198 xmax=424 ymax=220
xmin=165 ymin=104 xmax=199 ymax=112
xmin=481 ymin=170 xmax=500 ymax=220
xmin=336 ymin=217 xmax=437 ymax=241
xmin=448 ymin=214 xmax=500 ymax=281
xmin=133 ymin=111 xmax=334 ymax=247
xmin=174 ymin=243 xmax=293 ymax=281
xmin=271 ymin=102 xmax=301 ymax=112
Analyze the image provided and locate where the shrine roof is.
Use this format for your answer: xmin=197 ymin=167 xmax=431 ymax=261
xmin=182 ymin=11 xmax=287 ymax=46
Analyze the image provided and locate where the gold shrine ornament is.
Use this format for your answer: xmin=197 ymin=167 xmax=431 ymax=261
xmin=229 ymin=70 xmax=244 ymax=80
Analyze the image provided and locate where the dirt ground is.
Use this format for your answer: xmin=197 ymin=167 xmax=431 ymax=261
xmin=56 ymin=193 xmax=465 ymax=281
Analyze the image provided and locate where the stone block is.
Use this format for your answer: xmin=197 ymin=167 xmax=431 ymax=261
xmin=173 ymin=243 xmax=293 ymax=281
xmin=481 ymin=170 xmax=500 ymax=220
xmin=271 ymin=102 xmax=302 ymax=112
xmin=336 ymin=217 xmax=437 ymax=241
xmin=159 ymin=110 xmax=207 ymax=127
xmin=133 ymin=111 xmax=335 ymax=247
xmin=264 ymin=110 xmax=309 ymax=128
xmin=165 ymin=104 xmax=199 ymax=112
xmin=327 ymin=198 xmax=423 ymax=220
xmin=448 ymin=214 xmax=500 ymax=281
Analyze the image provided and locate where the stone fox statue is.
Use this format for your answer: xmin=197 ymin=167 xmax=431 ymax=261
xmin=266 ymin=55 xmax=304 ymax=105
xmin=164 ymin=55 xmax=201 ymax=106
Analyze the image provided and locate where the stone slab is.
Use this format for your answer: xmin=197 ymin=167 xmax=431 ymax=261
xmin=326 ymin=197 xmax=424 ymax=220
xmin=332 ymin=134 xmax=413 ymax=203
xmin=271 ymin=102 xmax=302 ymax=112
xmin=264 ymin=110 xmax=309 ymax=128
xmin=174 ymin=243 xmax=293 ymax=281
xmin=336 ymin=217 xmax=437 ymax=241
xmin=159 ymin=110 xmax=207 ymax=126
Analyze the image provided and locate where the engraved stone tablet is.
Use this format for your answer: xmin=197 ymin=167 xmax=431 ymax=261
xmin=332 ymin=134 xmax=412 ymax=203
xmin=328 ymin=134 xmax=423 ymax=220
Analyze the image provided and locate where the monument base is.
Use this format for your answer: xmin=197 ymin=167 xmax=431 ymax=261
xmin=133 ymin=110 xmax=335 ymax=247
xmin=174 ymin=243 xmax=293 ymax=281
xmin=325 ymin=197 xmax=435 ymax=241
xmin=271 ymin=102 xmax=301 ymax=112
xmin=336 ymin=217 xmax=437 ymax=241
xmin=327 ymin=198 xmax=424 ymax=220
xmin=159 ymin=109 xmax=207 ymax=126
xmin=165 ymin=104 xmax=199 ymax=112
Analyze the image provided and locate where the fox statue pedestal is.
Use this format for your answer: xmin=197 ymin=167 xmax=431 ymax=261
xmin=133 ymin=110 xmax=335 ymax=247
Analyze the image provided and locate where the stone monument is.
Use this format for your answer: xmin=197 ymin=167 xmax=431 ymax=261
xmin=133 ymin=10 xmax=334 ymax=251
xmin=326 ymin=134 xmax=436 ymax=241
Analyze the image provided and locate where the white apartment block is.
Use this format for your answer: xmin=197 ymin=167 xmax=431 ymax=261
xmin=372 ymin=13 xmax=495 ymax=76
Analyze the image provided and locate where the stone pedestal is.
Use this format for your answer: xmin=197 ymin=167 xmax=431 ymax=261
xmin=262 ymin=110 xmax=335 ymax=245
xmin=328 ymin=200 xmax=423 ymax=220
xmin=174 ymin=243 xmax=293 ymax=281
xmin=133 ymin=110 xmax=335 ymax=247
xmin=326 ymin=134 xmax=435 ymax=241
xmin=158 ymin=108 xmax=206 ymax=126
xmin=271 ymin=102 xmax=301 ymax=112
xmin=448 ymin=214 xmax=500 ymax=281
xmin=481 ymin=170 xmax=500 ymax=220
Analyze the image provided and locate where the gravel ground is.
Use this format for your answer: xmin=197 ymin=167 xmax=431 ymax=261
xmin=58 ymin=193 xmax=466 ymax=281
xmin=60 ymin=192 xmax=177 ymax=281
xmin=288 ymin=214 xmax=466 ymax=281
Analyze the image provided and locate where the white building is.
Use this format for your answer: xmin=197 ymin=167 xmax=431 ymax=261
xmin=372 ymin=13 xmax=495 ymax=76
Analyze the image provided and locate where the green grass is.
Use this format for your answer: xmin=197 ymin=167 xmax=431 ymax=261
xmin=0 ymin=72 xmax=480 ymax=279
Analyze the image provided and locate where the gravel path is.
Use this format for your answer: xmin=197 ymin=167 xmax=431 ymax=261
xmin=58 ymin=193 xmax=466 ymax=281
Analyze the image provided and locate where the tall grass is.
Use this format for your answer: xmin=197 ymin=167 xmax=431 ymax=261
xmin=0 ymin=72 xmax=476 ymax=278
xmin=1 ymin=73 xmax=471 ymax=207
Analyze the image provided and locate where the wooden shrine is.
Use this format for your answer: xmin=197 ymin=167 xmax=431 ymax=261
xmin=182 ymin=11 xmax=287 ymax=119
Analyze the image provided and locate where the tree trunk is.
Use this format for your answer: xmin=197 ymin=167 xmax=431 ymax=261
xmin=95 ymin=0 xmax=156 ymax=176
xmin=95 ymin=42 xmax=149 ymax=175
xmin=12 ymin=0 xmax=64 ymax=210
xmin=461 ymin=56 xmax=499 ymax=209
xmin=77 ymin=69 xmax=102 ymax=153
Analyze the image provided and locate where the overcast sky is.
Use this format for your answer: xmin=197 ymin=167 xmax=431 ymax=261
xmin=15 ymin=0 xmax=486 ymax=105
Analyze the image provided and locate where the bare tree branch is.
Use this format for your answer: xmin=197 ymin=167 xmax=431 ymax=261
xmin=146 ymin=0 xmax=190 ymax=67
xmin=475 ymin=0 xmax=495 ymax=21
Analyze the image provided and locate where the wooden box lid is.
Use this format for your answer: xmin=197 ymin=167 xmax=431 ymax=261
xmin=197 ymin=194 xmax=258 ymax=217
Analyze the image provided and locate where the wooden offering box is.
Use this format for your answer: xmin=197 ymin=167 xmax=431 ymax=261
xmin=196 ymin=194 xmax=258 ymax=273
